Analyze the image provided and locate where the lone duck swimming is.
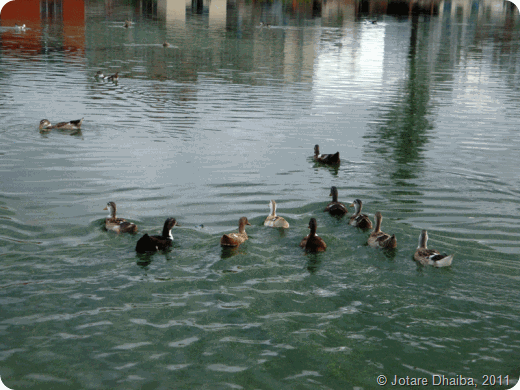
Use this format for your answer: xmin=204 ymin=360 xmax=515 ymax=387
xmin=39 ymin=118 xmax=83 ymax=132
xmin=313 ymin=145 xmax=340 ymax=165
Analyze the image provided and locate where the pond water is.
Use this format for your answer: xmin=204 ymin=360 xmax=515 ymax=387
xmin=1 ymin=0 xmax=520 ymax=389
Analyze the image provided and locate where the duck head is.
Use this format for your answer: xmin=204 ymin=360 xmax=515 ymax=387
xmin=104 ymin=201 xmax=117 ymax=218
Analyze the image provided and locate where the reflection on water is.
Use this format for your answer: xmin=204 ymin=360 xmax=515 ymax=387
xmin=1 ymin=0 xmax=520 ymax=389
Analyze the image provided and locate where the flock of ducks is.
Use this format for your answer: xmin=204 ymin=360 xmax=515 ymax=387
xmin=98 ymin=145 xmax=453 ymax=267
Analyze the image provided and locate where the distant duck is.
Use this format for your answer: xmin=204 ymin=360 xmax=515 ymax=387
xmin=15 ymin=24 xmax=26 ymax=31
xmin=163 ymin=41 xmax=170 ymax=47
xmin=135 ymin=218 xmax=179 ymax=253
xmin=349 ymin=199 xmax=372 ymax=229
xmin=95 ymin=71 xmax=104 ymax=79
xmin=313 ymin=145 xmax=340 ymax=165
xmin=367 ymin=212 xmax=396 ymax=249
xmin=323 ymin=186 xmax=348 ymax=216
xmin=103 ymin=201 xmax=138 ymax=234
xmin=264 ymin=200 xmax=290 ymax=228
xmin=39 ymin=118 xmax=83 ymax=132
xmin=124 ymin=20 xmax=132 ymax=28
xmin=259 ymin=22 xmax=271 ymax=27
xmin=414 ymin=230 xmax=454 ymax=267
xmin=220 ymin=217 xmax=251 ymax=247
xmin=105 ymin=72 xmax=119 ymax=82
xmin=300 ymin=218 xmax=327 ymax=252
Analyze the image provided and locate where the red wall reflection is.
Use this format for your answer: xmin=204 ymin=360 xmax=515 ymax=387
xmin=1 ymin=0 xmax=85 ymax=54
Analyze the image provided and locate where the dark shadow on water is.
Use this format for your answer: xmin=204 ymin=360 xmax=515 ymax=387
xmin=381 ymin=247 xmax=398 ymax=260
xmin=40 ymin=129 xmax=83 ymax=137
xmin=305 ymin=253 xmax=323 ymax=274
xmin=311 ymin=162 xmax=340 ymax=177
xmin=136 ymin=252 xmax=154 ymax=267
xmin=220 ymin=245 xmax=245 ymax=259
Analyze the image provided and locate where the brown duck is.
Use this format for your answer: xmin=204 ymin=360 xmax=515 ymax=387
xmin=367 ymin=212 xmax=396 ymax=249
xmin=300 ymin=218 xmax=327 ymax=252
xmin=39 ymin=118 xmax=83 ymax=132
xmin=414 ymin=230 xmax=454 ymax=267
xmin=103 ymin=201 xmax=138 ymax=234
xmin=323 ymin=186 xmax=348 ymax=216
xmin=220 ymin=217 xmax=251 ymax=247
xmin=349 ymin=199 xmax=372 ymax=229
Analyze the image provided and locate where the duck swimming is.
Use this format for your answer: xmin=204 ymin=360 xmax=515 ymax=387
xmin=95 ymin=71 xmax=104 ymax=79
xmin=15 ymin=24 xmax=26 ymax=31
xmin=163 ymin=41 xmax=170 ymax=47
xmin=39 ymin=118 xmax=83 ymax=132
xmin=323 ymin=186 xmax=348 ymax=216
xmin=300 ymin=218 xmax=327 ymax=252
xmin=349 ymin=199 xmax=372 ymax=229
xmin=367 ymin=212 xmax=396 ymax=249
xmin=124 ymin=20 xmax=132 ymax=28
xmin=414 ymin=230 xmax=454 ymax=267
xmin=135 ymin=218 xmax=179 ymax=253
xmin=103 ymin=201 xmax=138 ymax=234
xmin=105 ymin=72 xmax=119 ymax=82
xmin=264 ymin=200 xmax=290 ymax=228
xmin=313 ymin=145 xmax=340 ymax=165
xmin=221 ymin=217 xmax=251 ymax=247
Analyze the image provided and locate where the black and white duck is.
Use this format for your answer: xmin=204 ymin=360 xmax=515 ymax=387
xmin=135 ymin=218 xmax=179 ymax=253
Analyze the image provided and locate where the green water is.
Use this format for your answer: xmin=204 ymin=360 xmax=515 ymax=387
xmin=1 ymin=0 xmax=520 ymax=389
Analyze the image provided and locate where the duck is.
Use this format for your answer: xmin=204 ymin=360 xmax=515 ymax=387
xmin=135 ymin=217 xmax=179 ymax=253
xmin=95 ymin=71 xmax=104 ymax=79
xmin=264 ymin=200 xmax=290 ymax=228
xmin=103 ymin=201 xmax=138 ymax=234
xmin=163 ymin=41 xmax=170 ymax=47
xmin=259 ymin=22 xmax=271 ymax=27
xmin=349 ymin=199 xmax=372 ymax=229
xmin=39 ymin=118 xmax=83 ymax=132
xmin=313 ymin=145 xmax=340 ymax=165
xmin=124 ymin=20 xmax=132 ymax=28
xmin=323 ymin=186 xmax=348 ymax=216
xmin=15 ymin=24 xmax=26 ymax=31
xmin=105 ymin=72 xmax=119 ymax=82
xmin=220 ymin=217 xmax=251 ymax=247
xmin=367 ymin=212 xmax=396 ymax=249
xmin=414 ymin=230 xmax=454 ymax=267
xmin=300 ymin=218 xmax=327 ymax=252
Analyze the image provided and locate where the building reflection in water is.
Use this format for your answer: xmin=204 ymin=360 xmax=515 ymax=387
xmin=157 ymin=0 xmax=188 ymax=23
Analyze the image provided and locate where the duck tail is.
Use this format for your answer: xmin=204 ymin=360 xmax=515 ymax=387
xmin=433 ymin=254 xmax=454 ymax=267
xmin=220 ymin=235 xmax=235 ymax=247
xmin=135 ymin=233 xmax=153 ymax=253
xmin=386 ymin=234 xmax=397 ymax=249
xmin=120 ymin=222 xmax=138 ymax=234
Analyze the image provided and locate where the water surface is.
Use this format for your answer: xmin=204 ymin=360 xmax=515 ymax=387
xmin=1 ymin=0 xmax=520 ymax=389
